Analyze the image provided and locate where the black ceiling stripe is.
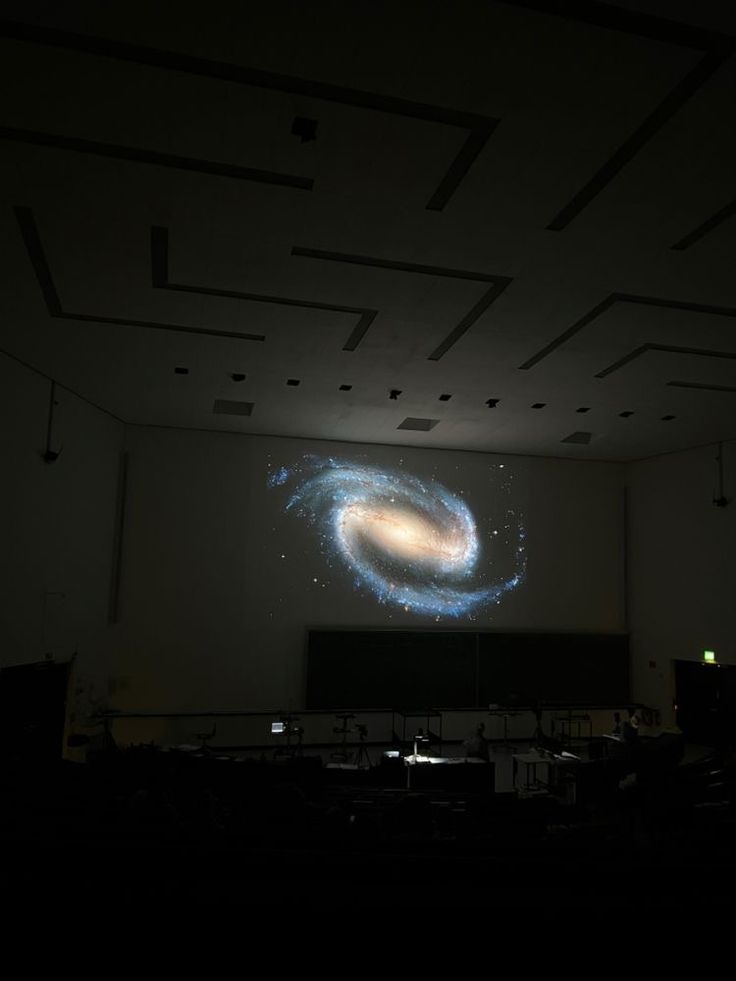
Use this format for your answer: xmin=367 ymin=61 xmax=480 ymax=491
xmin=546 ymin=49 xmax=732 ymax=231
xmin=0 ymin=343 xmax=126 ymax=423
xmin=52 ymin=310 xmax=265 ymax=341
xmin=495 ymin=3 xmax=735 ymax=231
xmin=518 ymin=295 xmax=616 ymax=369
xmin=616 ymin=293 xmax=736 ymax=318
xmin=151 ymin=226 xmax=378 ymax=352
xmin=342 ymin=315 xmax=377 ymax=352
xmin=597 ymin=343 xmax=736 ymax=379
xmin=13 ymin=205 xmax=63 ymax=315
xmin=671 ymin=199 xmax=736 ymax=250
xmin=291 ymin=245 xmax=511 ymax=360
xmin=667 ymin=380 xmax=736 ymax=393
xmin=498 ymin=1 xmax=729 ymax=52
xmin=425 ymin=124 xmax=499 ymax=211
xmin=593 ymin=343 xmax=650 ymax=377
xmin=0 ymin=125 xmax=312 ymax=189
xmin=291 ymin=246 xmax=499 ymax=282
xmin=13 ymin=206 xmax=265 ymax=343
xmin=427 ymin=279 xmax=512 ymax=361
xmin=0 ymin=20 xmax=491 ymax=127
xmin=0 ymin=18 xmax=499 ymax=211
xmin=519 ymin=292 xmax=736 ymax=370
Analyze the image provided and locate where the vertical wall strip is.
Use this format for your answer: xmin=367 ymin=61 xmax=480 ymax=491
xmin=108 ymin=451 xmax=129 ymax=624
xmin=45 ymin=379 xmax=56 ymax=457
xmin=474 ymin=632 xmax=481 ymax=707
xmin=623 ymin=485 xmax=630 ymax=633
xmin=623 ymin=484 xmax=632 ymax=703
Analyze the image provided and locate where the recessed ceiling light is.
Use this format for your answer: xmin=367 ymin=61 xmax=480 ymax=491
xmin=620 ymin=410 xmax=634 ymax=418
xmin=286 ymin=378 xmax=300 ymax=386
xmin=531 ymin=402 xmax=546 ymax=409
xmin=576 ymin=407 xmax=590 ymax=413
xmin=291 ymin=116 xmax=318 ymax=142
xmin=174 ymin=366 xmax=189 ymax=375
xmin=231 ymin=372 xmax=246 ymax=382
xmin=389 ymin=389 xmax=402 ymax=400
xmin=486 ymin=398 xmax=500 ymax=408
xmin=661 ymin=414 xmax=676 ymax=421
xmin=439 ymin=393 xmax=452 ymax=401
xmin=339 ymin=384 xmax=352 ymax=391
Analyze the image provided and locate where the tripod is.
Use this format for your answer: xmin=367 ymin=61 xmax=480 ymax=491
xmin=274 ymin=714 xmax=303 ymax=759
xmin=488 ymin=709 xmax=519 ymax=752
xmin=193 ymin=722 xmax=217 ymax=754
xmin=354 ymin=723 xmax=371 ymax=768
xmin=331 ymin=713 xmax=355 ymax=762
xmin=289 ymin=722 xmax=304 ymax=758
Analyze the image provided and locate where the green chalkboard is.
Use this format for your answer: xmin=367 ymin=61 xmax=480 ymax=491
xmin=306 ymin=630 xmax=476 ymax=709
xmin=306 ymin=629 xmax=629 ymax=709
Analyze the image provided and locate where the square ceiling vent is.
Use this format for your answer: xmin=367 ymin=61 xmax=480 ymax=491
xmin=213 ymin=399 xmax=254 ymax=416
xmin=561 ymin=431 xmax=593 ymax=445
xmin=397 ymin=417 xmax=439 ymax=431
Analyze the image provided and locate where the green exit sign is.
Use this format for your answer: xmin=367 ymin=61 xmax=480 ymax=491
xmin=703 ymin=650 xmax=716 ymax=663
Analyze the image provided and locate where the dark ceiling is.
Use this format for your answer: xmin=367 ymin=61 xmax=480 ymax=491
xmin=2 ymin=0 xmax=736 ymax=460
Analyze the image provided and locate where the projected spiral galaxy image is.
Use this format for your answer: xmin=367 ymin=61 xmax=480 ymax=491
xmin=268 ymin=455 xmax=526 ymax=619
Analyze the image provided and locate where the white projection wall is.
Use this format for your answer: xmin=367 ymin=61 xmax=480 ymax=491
xmin=112 ymin=427 xmax=626 ymax=709
xmin=265 ymin=451 xmax=526 ymax=622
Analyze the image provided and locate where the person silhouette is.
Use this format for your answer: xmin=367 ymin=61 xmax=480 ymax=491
xmin=463 ymin=722 xmax=490 ymax=761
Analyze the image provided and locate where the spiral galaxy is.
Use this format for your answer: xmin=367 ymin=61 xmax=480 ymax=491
xmin=269 ymin=456 xmax=525 ymax=617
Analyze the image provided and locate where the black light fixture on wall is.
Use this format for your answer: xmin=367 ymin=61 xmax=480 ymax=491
xmin=713 ymin=442 xmax=729 ymax=508
xmin=42 ymin=380 xmax=61 ymax=463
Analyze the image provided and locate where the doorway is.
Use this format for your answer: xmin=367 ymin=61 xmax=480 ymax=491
xmin=674 ymin=659 xmax=736 ymax=747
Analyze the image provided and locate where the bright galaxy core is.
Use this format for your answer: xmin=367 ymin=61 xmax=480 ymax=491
xmin=269 ymin=457 xmax=526 ymax=617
